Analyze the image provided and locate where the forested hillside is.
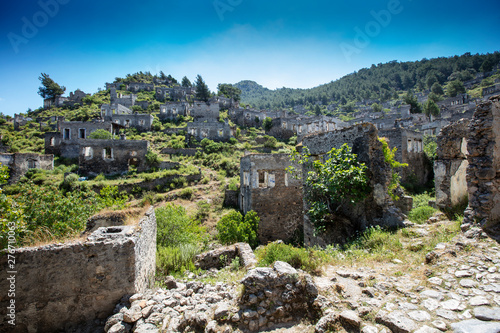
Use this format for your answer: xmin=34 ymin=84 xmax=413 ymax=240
xmin=235 ymin=51 xmax=500 ymax=110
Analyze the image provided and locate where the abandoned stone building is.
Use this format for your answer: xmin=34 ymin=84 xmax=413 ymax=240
xmin=268 ymin=115 xmax=343 ymax=142
xmin=229 ymin=107 xmax=283 ymax=128
xmin=13 ymin=114 xmax=30 ymax=130
xmin=159 ymin=102 xmax=188 ymax=121
xmin=110 ymin=88 xmax=137 ymax=107
xmin=186 ymin=120 xmax=233 ymax=142
xmin=78 ymin=138 xmax=149 ymax=176
xmin=0 ymin=153 xmax=54 ymax=183
xmin=300 ymin=123 xmax=405 ymax=246
xmin=239 ymin=154 xmax=303 ymax=244
xmin=100 ymin=104 xmax=153 ymax=131
xmin=127 ymin=82 xmax=154 ymax=92
xmin=379 ymin=128 xmax=431 ymax=187
xmin=190 ymin=101 xmax=220 ymax=122
xmin=482 ymin=83 xmax=500 ymax=98
xmin=438 ymin=93 xmax=470 ymax=109
xmin=43 ymin=89 xmax=90 ymax=109
xmin=45 ymin=120 xmax=124 ymax=159
xmin=101 ymin=103 xmax=133 ymax=117
xmin=434 ymin=119 xmax=470 ymax=212
xmin=155 ymin=86 xmax=194 ymax=102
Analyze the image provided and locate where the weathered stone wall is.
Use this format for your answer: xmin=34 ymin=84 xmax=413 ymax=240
xmin=301 ymin=123 xmax=405 ymax=246
xmin=223 ymin=189 xmax=239 ymax=208
xmin=0 ymin=153 xmax=54 ymax=183
xmin=434 ymin=119 xmax=470 ymax=211
xmin=0 ymin=208 xmax=156 ymax=333
xmin=379 ymin=128 xmax=431 ymax=186
xmin=464 ymin=96 xmax=500 ymax=241
xmin=239 ymin=154 xmax=303 ymax=244
xmin=186 ymin=121 xmax=232 ymax=142
xmin=78 ymin=139 xmax=149 ymax=176
xmin=190 ymin=102 xmax=220 ymax=122
xmin=110 ymin=114 xmax=154 ymax=132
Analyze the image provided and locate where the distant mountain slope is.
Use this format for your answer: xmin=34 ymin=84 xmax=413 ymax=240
xmin=234 ymin=51 xmax=500 ymax=110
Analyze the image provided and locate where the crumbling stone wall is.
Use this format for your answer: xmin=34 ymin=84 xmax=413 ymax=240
xmin=434 ymin=119 xmax=470 ymax=211
xmin=110 ymin=113 xmax=154 ymax=132
xmin=0 ymin=153 xmax=54 ymax=183
xmin=190 ymin=102 xmax=220 ymax=122
xmin=78 ymin=138 xmax=149 ymax=176
xmin=239 ymin=154 xmax=303 ymax=244
xmin=159 ymin=102 xmax=188 ymax=121
xmin=0 ymin=208 xmax=156 ymax=333
xmin=301 ymin=123 xmax=405 ymax=246
xmin=186 ymin=121 xmax=233 ymax=142
xmin=464 ymin=96 xmax=500 ymax=241
xmin=379 ymin=128 xmax=431 ymax=187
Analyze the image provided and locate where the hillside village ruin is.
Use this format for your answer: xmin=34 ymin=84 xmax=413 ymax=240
xmin=2 ymin=68 xmax=500 ymax=333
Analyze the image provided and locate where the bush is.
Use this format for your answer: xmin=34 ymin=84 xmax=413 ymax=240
xmin=408 ymin=206 xmax=437 ymax=224
xmin=256 ymin=242 xmax=322 ymax=274
xmin=156 ymin=204 xmax=205 ymax=248
xmin=98 ymin=185 xmax=128 ymax=209
xmin=89 ymin=129 xmax=112 ymax=140
xmin=216 ymin=210 xmax=259 ymax=248
xmin=179 ymin=187 xmax=194 ymax=200
xmin=156 ymin=244 xmax=199 ymax=275
xmin=263 ymin=135 xmax=277 ymax=148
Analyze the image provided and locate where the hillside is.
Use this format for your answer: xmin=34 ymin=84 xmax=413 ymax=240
xmin=235 ymin=51 xmax=500 ymax=111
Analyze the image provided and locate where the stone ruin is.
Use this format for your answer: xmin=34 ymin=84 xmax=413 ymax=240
xmin=463 ymin=96 xmax=500 ymax=242
xmin=434 ymin=119 xmax=470 ymax=212
xmin=300 ymin=123 xmax=406 ymax=246
xmin=0 ymin=208 xmax=157 ymax=333
xmin=0 ymin=153 xmax=54 ymax=184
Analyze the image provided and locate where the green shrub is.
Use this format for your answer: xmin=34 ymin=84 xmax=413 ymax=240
xmin=216 ymin=210 xmax=260 ymax=248
xmin=156 ymin=204 xmax=205 ymax=248
xmin=408 ymin=206 xmax=437 ymax=224
xmin=256 ymin=242 xmax=322 ymax=274
xmin=98 ymin=185 xmax=128 ymax=209
xmin=89 ymin=129 xmax=112 ymax=140
xmin=156 ymin=244 xmax=199 ymax=275
xmin=179 ymin=187 xmax=194 ymax=200
xmin=263 ymin=135 xmax=278 ymax=148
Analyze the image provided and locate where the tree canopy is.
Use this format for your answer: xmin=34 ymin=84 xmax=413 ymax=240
xmin=38 ymin=73 xmax=66 ymax=101
xmin=217 ymin=83 xmax=242 ymax=102
xmin=181 ymin=76 xmax=192 ymax=87
xmin=195 ymin=75 xmax=211 ymax=102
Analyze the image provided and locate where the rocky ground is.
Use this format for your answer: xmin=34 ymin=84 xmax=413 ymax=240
xmin=102 ymin=218 xmax=500 ymax=333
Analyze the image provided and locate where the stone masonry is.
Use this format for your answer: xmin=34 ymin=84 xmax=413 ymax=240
xmin=434 ymin=119 xmax=470 ymax=212
xmin=239 ymin=154 xmax=303 ymax=244
xmin=0 ymin=208 xmax=156 ymax=333
xmin=301 ymin=123 xmax=405 ymax=246
xmin=0 ymin=153 xmax=54 ymax=183
xmin=464 ymin=96 xmax=500 ymax=242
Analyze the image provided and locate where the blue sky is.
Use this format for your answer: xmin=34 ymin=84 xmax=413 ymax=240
xmin=1 ymin=0 xmax=499 ymax=116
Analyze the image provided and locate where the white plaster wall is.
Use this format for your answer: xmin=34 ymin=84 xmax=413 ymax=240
xmin=450 ymin=159 xmax=469 ymax=206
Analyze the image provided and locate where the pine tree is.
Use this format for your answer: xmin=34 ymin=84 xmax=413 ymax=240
xmin=38 ymin=73 xmax=65 ymax=101
xmin=181 ymin=76 xmax=192 ymax=88
xmin=195 ymin=75 xmax=210 ymax=102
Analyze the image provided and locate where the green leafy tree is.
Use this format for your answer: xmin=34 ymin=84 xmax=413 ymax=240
xmin=216 ymin=210 xmax=260 ymax=248
xmin=145 ymin=150 xmax=161 ymax=168
xmin=423 ymin=99 xmax=440 ymax=117
xmin=181 ymin=76 xmax=192 ymax=87
xmin=156 ymin=204 xmax=205 ymax=248
xmin=262 ymin=117 xmax=273 ymax=131
xmin=446 ymin=80 xmax=465 ymax=97
xmin=195 ymin=75 xmax=211 ymax=102
xmin=431 ymin=82 xmax=444 ymax=95
xmin=89 ymin=129 xmax=112 ymax=139
xmin=38 ymin=73 xmax=66 ymax=101
xmin=403 ymin=91 xmax=422 ymax=114
xmin=289 ymin=144 xmax=369 ymax=229
xmin=371 ymin=103 xmax=383 ymax=113
xmin=217 ymin=83 xmax=242 ymax=102
xmin=378 ymin=138 xmax=408 ymax=200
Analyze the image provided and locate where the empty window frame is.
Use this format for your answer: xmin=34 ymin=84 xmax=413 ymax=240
xmin=63 ymin=128 xmax=70 ymax=140
xmin=79 ymin=128 xmax=86 ymax=139
xmin=103 ymin=147 xmax=113 ymax=160
xmin=83 ymin=147 xmax=93 ymax=160
xmin=27 ymin=159 xmax=37 ymax=169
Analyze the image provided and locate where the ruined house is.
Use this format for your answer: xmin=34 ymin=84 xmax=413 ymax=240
xmin=268 ymin=115 xmax=343 ymax=142
xmin=43 ymin=89 xmax=90 ymax=109
xmin=239 ymin=154 xmax=303 ymax=244
xmin=229 ymin=108 xmax=283 ymax=128
xmin=101 ymin=104 xmax=153 ymax=131
xmin=159 ymin=102 xmax=188 ymax=121
xmin=0 ymin=153 xmax=54 ymax=183
xmin=45 ymin=120 xmax=124 ymax=159
xmin=155 ymin=86 xmax=194 ymax=102
xmin=190 ymin=101 xmax=220 ymax=122
xmin=434 ymin=119 xmax=470 ymax=212
xmin=186 ymin=120 xmax=233 ymax=142
xmin=300 ymin=123 xmax=405 ymax=246
xmin=463 ymin=96 xmax=500 ymax=242
xmin=78 ymin=137 xmax=149 ymax=176
xmin=482 ymin=84 xmax=500 ymax=98
xmin=127 ymin=82 xmax=154 ymax=92
xmin=109 ymin=88 xmax=137 ymax=107
xmin=379 ymin=128 xmax=431 ymax=187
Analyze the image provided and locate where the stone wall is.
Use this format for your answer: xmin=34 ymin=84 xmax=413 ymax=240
xmin=186 ymin=121 xmax=233 ymax=142
xmin=379 ymin=128 xmax=431 ymax=187
xmin=78 ymin=139 xmax=149 ymax=176
xmin=301 ymin=123 xmax=405 ymax=246
xmin=434 ymin=119 xmax=470 ymax=211
xmin=0 ymin=153 xmax=54 ymax=183
xmin=464 ymin=96 xmax=500 ymax=241
xmin=0 ymin=208 xmax=156 ymax=333
xmin=239 ymin=154 xmax=303 ymax=244
xmin=190 ymin=102 xmax=220 ymax=122
xmin=110 ymin=113 xmax=154 ymax=132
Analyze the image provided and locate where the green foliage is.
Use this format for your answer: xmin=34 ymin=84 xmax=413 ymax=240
xmin=403 ymin=91 xmax=422 ymax=114
xmin=431 ymin=82 xmax=444 ymax=95
xmin=89 ymin=129 xmax=112 ymax=140
xmin=217 ymin=83 xmax=242 ymax=102
xmin=423 ymin=99 xmax=440 ymax=117
xmin=371 ymin=103 xmax=382 ymax=113
xmin=379 ymin=137 xmax=407 ymax=200
xmin=350 ymin=226 xmax=402 ymax=253
xmin=263 ymin=135 xmax=277 ymax=148
xmin=412 ymin=192 xmax=435 ymax=209
xmin=195 ymin=75 xmax=211 ymax=102
xmin=38 ymin=73 xmax=66 ymax=100
xmin=216 ymin=210 xmax=260 ymax=248
xmin=145 ymin=150 xmax=161 ymax=168
xmin=156 ymin=244 xmax=199 ymax=275
xmin=423 ymin=135 xmax=437 ymax=161
xmin=178 ymin=187 xmax=194 ymax=200
xmin=408 ymin=206 xmax=437 ymax=224
xmin=262 ymin=117 xmax=273 ymax=131
xmin=290 ymin=144 xmax=369 ymax=230
xmin=446 ymin=79 xmax=466 ymax=97
xmin=98 ymin=185 xmax=128 ymax=209
xmin=156 ymin=204 xmax=205 ymax=248
xmin=255 ymin=242 xmax=323 ymax=275
xmin=181 ymin=76 xmax=192 ymax=87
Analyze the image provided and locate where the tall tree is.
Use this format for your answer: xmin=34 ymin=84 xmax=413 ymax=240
xmin=423 ymin=99 xmax=440 ymax=117
xmin=431 ymin=82 xmax=444 ymax=95
xmin=403 ymin=91 xmax=422 ymax=114
xmin=38 ymin=73 xmax=65 ymax=101
xmin=181 ymin=76 xmax=192 ymax=87
xmin=217 ymin=83 xmax=241 ymax=102
xmin=195 ymin=75 xmax=210 ymax=102
xmin=446 ymin=80 xmax=465 ymax=97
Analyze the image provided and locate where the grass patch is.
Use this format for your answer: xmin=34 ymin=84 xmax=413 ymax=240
xmin=408 ymin=206 xmax=437 ymax=224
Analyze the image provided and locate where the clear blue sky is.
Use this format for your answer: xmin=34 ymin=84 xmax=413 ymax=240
xmin=1 ymin=0 xmax=499 ymax=116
